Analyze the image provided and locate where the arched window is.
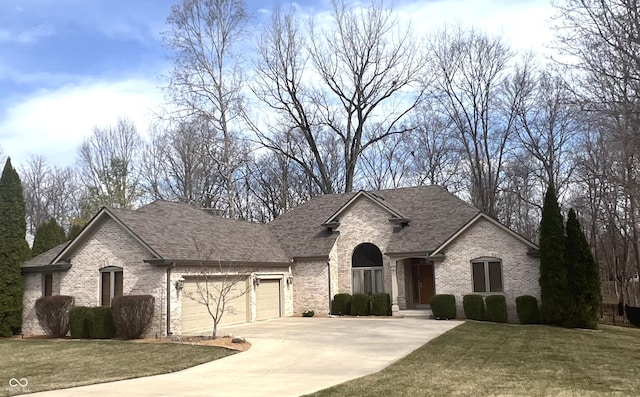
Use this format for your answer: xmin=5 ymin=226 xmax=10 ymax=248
xmin=352 ymin=243 xmax=384 ymax=294
xmin=471 ymin=258 xmax=503 ymax=293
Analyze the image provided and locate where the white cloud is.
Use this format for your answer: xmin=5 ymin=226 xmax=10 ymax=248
xmin=0 ymin=78 xmax=162 ymax=167
xmin=0 ymin=24 xmax=56 ymax=44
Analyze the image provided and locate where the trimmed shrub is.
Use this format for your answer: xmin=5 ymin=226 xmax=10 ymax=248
xmin=302 ymin=309 xmax=315 ymax=317
xmin=34 ymin=295 xmax=74 ymax=337
xmin=111 ymin=295 xmax=155 ymax=339
xmin=331 ymin=293 xmax=352 ymax=315
xmin=625 ymin=305 xmax=640 ymax=327
xmin=431 ymin=294 xmax=456 ymax=319
xmin=485 ymin=295 xmax=507 ymax=323
xmin=351 ymin=293 xmax=371 ymax=316
xmin=89 ymin=307 xmax=116 ymax=339
xmin=371 ymin=293 xmax=391 ymax=316
xmin=69 ymin=306 xmax=92 ymax=338
xmin=463 ymin=294 xmax=485 ymax=321
xmin=516 ymin=295 xmax=540 ymax=324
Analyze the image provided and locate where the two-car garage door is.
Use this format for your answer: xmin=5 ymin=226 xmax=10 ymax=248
xmin=181 ymin=277 xmax=281 ymax=335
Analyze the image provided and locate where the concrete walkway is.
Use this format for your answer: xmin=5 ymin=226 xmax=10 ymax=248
xmin=28 ymin=317 xmax=462 ymax=397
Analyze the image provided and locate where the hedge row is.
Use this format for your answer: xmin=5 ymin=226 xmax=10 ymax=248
xmin=36 ymin=295 xmax=155 ymax=339
xmin=431 ymin=293 xmax=541 ymax=324
xmin=331 ymin=293 xmax=391 ymax=316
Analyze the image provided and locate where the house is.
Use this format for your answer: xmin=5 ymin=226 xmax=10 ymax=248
xmin=21 ymin=186 xmax=540 ymax=336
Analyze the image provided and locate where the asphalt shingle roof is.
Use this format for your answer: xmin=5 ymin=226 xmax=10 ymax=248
xmin=269 ymin=185 xmax=480 ymax=258
xmin=22 ymin=186 xmax=484 ymax=268
xmin=109 ymin=201 xmax=290 ymax=263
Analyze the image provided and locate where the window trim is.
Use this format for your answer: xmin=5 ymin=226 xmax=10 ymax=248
xmin=470 ymin=257 xmax=503 ymax=293
xmin=100 ymin=266 xmax=123 ymax=306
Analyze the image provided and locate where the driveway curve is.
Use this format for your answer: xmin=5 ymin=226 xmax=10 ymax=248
xmin=29 ymin=317 xmax=462 ymax=397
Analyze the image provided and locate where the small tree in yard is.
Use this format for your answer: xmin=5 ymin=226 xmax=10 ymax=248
xmin=183 ymin=242 xmax=250 ymax=338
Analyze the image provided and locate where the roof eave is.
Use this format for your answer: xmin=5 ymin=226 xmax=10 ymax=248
xmin=21 ymin=263 xmax=72 ymax=273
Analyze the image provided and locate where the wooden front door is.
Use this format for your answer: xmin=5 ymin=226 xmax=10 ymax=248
xmin=412 ymin=264 xmax=435 ymax=306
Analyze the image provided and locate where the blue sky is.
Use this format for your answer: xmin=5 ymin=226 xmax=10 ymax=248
xmin=0 ymin=0 xmax=555 ymax=169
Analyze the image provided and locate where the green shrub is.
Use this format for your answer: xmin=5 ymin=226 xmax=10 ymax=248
xmin=331 ymin=293 xmax=352 ymax=315
xmin=302 ymin=309 xmax=315 ymax=317
xmin=351 ymin=293 xmax=371 ymax=316
xmin=431 ymin=294 xmax=456 ymax=319
xmin=485 ymin=295 xmax=507 ymax=323
xmin=111 ymin=295 xmax=155 ymax=339
xmin=516 ymin=295 xmax=540 ymax=324
xmin=89 ymin=307 xmax=116 ymax=339
xmin=371 ymin=293 xmax=391 ymax=316
xmin=463 ymin=294 xmax=485 ymax=320
xmin=35 ymin=295 xmax=74 ymax=337
xmin=69 ymin=306 xmax=92 ymax=338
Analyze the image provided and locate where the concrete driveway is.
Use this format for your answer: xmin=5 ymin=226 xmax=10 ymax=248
xmin=28 ymin=317 xmax=462 ymax=397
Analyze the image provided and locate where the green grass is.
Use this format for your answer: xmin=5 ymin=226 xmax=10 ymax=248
xmin=308 ymin=322 xmax=640 ymax=397
xmin=0 ymin=339 xmax=236 ymax=396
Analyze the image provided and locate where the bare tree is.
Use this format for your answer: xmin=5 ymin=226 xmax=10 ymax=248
xmin=553 ymin=0 xmax=640 ymax=305
xmin=427 ymin=25 xmax=524 ymax=218
xmin=251 ymin=1 xmax=424 ymax=193
xmin=21 ymin=156 xmax=82 ymax=234
xmin=77 ymin=118 xmax=144 ymax=214
xmin=183 ymin=241 xmax=250 ymax=338
xmin=164 ymin=0 xmax=249 ymax=218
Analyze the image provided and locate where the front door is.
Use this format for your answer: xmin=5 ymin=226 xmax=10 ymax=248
xmin=412 ymin=264 xmax=435 ymax=306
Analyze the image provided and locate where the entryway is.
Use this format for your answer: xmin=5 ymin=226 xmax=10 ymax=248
xmin=409 ymin=259 xmax=435 ymax=308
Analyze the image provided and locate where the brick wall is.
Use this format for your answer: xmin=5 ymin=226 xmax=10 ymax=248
xmin=334 ymin=198 xmax=394 ymax=294
xmin=435 ymin=217 xmax=540 ymax=321
xmin=292 ymin=260 xmax=330 ymax=315
xmin=22 ymin=218 xmax=166 ymax=336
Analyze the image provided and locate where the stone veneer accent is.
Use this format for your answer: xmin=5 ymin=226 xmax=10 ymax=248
xmin=435 ymin=217 xmax=540 ymax=321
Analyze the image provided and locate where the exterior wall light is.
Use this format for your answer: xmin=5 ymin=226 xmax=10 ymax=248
xmin=286 ymin=276 xmax=293 ymax=285
xmin=175 ymin=276 xmax=185 ymax=291
xmin=253 ymin=277 xmax=260 ymax=287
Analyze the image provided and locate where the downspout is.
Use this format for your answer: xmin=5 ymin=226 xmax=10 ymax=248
xmin=166 ymin=263 xmax=175 ymax=336
xmin=327 ymin=261 xmax=332 ymax=314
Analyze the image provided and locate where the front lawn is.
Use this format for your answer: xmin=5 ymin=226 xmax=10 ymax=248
xmin=0 ymin=339 xmax=236 ymax=395
xmin=309 ymin=321 xmax=640 ymax=396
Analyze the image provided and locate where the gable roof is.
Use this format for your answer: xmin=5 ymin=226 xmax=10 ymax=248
xmin=431 ymin=212 xmax=539 ymax=256
xmin=323 ymin=190 xmax=410 ymax=226
xmin=269 ymin=185 xmax=482 ymax=258
xmin=29 ymin=200 xmax=290 ymax=269
xmin=23 ymin=185 xmax=536 ymax=269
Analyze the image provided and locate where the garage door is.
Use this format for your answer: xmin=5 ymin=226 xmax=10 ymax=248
xmin=256 ymin=279 xmax=281 ymax=321
xmin=181 ymin=278 xmax=249 ymax=335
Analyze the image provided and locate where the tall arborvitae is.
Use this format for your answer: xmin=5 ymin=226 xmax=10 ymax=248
xmin=0 ymin=158 xmax=30 ymax=336
xmin=564 ymin=208 xmax=601 ymax=329
xmin=32 ymin=218 xmax=67 ymax=257
xmin=539 ymin=184 xmax=568 ymax=325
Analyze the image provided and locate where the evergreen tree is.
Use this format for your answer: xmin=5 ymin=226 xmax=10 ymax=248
xmin=564 ymin=208 xmax=601 ymax=329
xmin=67 ymin=219 xmax=87 ymax=241
xmin=539 ymin=184 xmax=568 ymax=325
xmin=32 ymin=218 xmax=67 ymax=257
xmin=0 ymin=158 xmax=30 ymax=336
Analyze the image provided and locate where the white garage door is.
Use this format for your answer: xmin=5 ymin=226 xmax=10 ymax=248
xmin=181 ymin=278 xmax=249 ymax=335
xmin=256 ymin=279 xmax=281 ymax=321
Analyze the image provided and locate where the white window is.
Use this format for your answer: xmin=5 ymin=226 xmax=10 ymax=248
xmin=471 ymin=259 xmax=503 ymax=293
xmin=352 ymin=267 xmax=384 ymax=294
xmin=100 ymin=267 xmax=123 ymax=306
